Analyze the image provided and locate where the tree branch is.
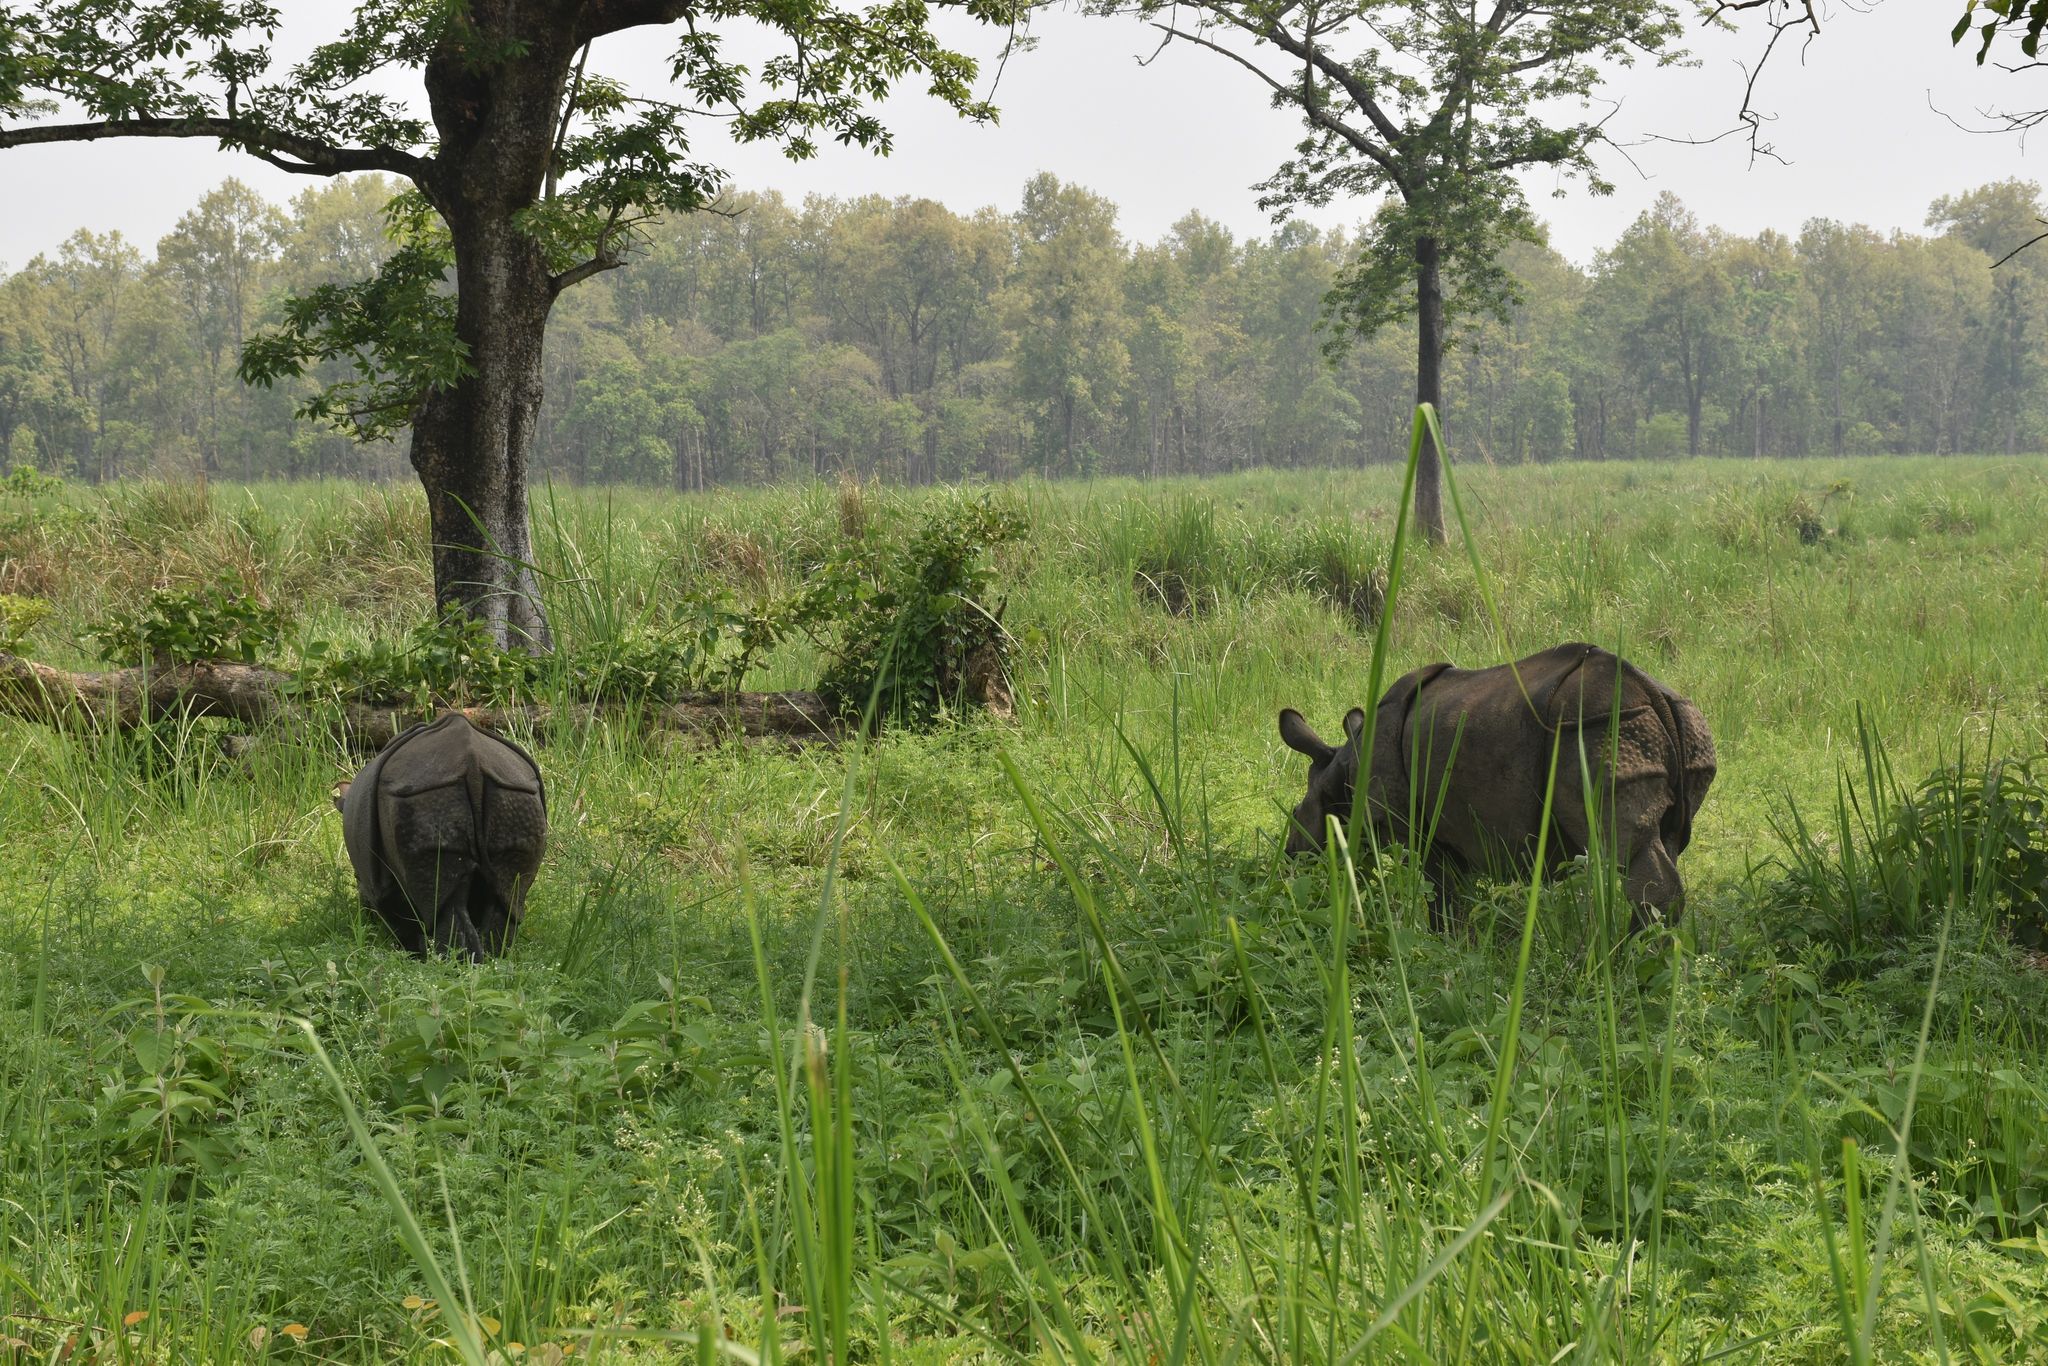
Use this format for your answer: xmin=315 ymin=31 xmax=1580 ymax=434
xmin=1206 ymin=5 xmax=1411 ymax=154
xmin=1708 ymin=0 xmax=1824 ymax=164
xmin=1990 ymin=218 xmax=2048 ymax=269
xmin=1148 ymin=20 xmax=1401 ymax=181
xmin=551 ymin=252 xmax=628 ymax=292
xmin=574 ymin=0 xmax=694 ymax=44
xmin=547 ymin=41 xmax=594 ymax=200
xmin=0 ymin=116 xmax=430 ymax=179
xmin=549 ymin=202 xmax=638 ymax=293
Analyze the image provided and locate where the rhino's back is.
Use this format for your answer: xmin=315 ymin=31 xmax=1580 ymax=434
xmin=1389 ymin=654 xmax=1567 ymax=855
xmin=1387 ymin=644 xmax=1664 ymax=855
xmin=1398 ymin=643 xmax=1600 ymax=747
xmin=376 ymin=713 xmax=531 ymax=794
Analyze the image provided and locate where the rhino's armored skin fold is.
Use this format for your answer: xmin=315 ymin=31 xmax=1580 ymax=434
xmin=1280 ymin=642 xmax=1717 ymax=930
xmin=340 ymin=712 xmax=548 ymax=961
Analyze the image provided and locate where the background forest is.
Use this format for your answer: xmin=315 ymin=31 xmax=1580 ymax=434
xmin=4 ymin=171 xmax=2046 ymax=488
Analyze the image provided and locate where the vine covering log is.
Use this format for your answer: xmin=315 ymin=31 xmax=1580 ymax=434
xmin=0 ymin=651 xmax=839 ymax=749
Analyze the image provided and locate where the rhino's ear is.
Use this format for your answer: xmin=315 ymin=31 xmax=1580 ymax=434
xmin=1278 ymin=708 xmax=1333 ymax=761
xmin=1342 ymin=707 xmax=1367 ymax=745
xmin=331 ymin=779 xmax=352 ymax=814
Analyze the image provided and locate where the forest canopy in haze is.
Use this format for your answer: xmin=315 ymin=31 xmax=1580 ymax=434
xmin=3 ymin=172 xmax=2044 ymax=487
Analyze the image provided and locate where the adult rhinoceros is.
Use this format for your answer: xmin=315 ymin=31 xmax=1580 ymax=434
xmin=1279 ymin=642 xmax=1715 ymax=928
xmin=337 ymin=712 xmax=547 ymax=960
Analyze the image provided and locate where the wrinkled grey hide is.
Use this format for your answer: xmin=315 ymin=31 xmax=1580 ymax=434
xmin=1280 ymin=642 xmax=1716 ymax=929
xmin=339 ymin=712 xmax=547 ymax=960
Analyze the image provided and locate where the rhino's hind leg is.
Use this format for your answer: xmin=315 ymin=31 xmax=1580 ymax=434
xmin=474 ymin=779 xmax=546 ymax=956
xmin=369 ymin=892 xmax=430 ymax=956
xmin=388 ymin=784 xmax=488 ymax=961
xmin=430 ymin=882 xmax=488 ymax=962
xmin=389 ymin=858 xmax=487 ymax=962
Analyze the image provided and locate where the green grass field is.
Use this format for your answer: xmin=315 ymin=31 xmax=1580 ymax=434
xmin=5 ymin=454 xmax=2048 ymax=1362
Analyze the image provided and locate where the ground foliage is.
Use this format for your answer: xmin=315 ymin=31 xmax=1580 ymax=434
xmin=791 ymin=493 xmax=1023 ymax=723
xmin=58 ymin=491 xmax=1022 ymax=723
xmin=4 ymin=459 xmax=2048 ymax=1361
xmin=85 ymin=576 xmax=286 ymax=668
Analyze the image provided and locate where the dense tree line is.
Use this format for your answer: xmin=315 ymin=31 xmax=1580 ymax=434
xmin=5 ymin=173 xmax=2047 ymax=487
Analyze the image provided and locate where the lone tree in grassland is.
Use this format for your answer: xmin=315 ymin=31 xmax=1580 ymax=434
xmin=0 ymin=0 xmax=1014 ymax=649
xmin=1104 ymin=0 xmax=1683 ymax=542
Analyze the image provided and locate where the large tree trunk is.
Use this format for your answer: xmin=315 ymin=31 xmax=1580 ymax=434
xmin=412 ymin=10 xmax=582 ymax=653
xmin=1413 ymin=235 xmax=1448 ymax=545
xmin=1061 ymin=391 xmax=1075 ymax=477
xmin=410 ymin=293 xmax=553 ymax=652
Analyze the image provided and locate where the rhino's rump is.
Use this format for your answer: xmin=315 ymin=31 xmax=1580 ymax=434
xmin=341 ymin=714 xmax=547 ymax=955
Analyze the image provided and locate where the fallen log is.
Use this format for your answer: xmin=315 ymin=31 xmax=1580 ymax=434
xmin=0 ymin=651 xmax=293 ymax=729
xmin=0 ymin=650 xmax=841 ymax=749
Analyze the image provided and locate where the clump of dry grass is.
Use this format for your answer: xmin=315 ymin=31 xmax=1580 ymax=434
xmin=0 ymin=527 xmax=58 ymax=599
xmin=836 ymin=470 xmax=871 ymax=541
xmin=310 ymin=490 xmax=433 ymax=611
xmin=695 ymin=523 xmax=772 ymax=591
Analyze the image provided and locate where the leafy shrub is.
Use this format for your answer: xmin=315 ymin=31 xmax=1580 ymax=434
xmin=73 ymin=500 xmax=1023 ymax=730
xmin=373 ymin=983 xmax=718 ymax=1118
xmin=0 ymin=466 xmax=64 ymax=497
xmin=0 ymin=593 xmax=52 ymax=653
xmin=1642 ymin=412 xmax=1689 ymax=459
xmin=1782 ymin=494 xmax=1825 ymax=545
xmin=568 ymin=595 xmax=776 ymax=701
xmin=1916 ymin=491 xmax=1981 ymax=536
xmin=1701 ymin=483 xmax=1845 ymax=551
xmin=298 ymin=615 xmax=540 ymax=706
xmin=691 ymin=523 xmax=773 ymax=590
xmin=1886 ymin=755 xmax=2048 ymax=945
xmin=89 ymin=966 xmax=266 ymax=1178
xmin=108 ymin=480 xmax=214 ymax=543
xmin=86 ymin=577 xmax=284 ymax=666
xmin=796 ymin=493 xmax=1024 ymax=725
xmin=303 ymin=595 xmax=776 ymax=708
xmin=1755 ymin=715 xmax=2048 ymax=963
xmin=1701 ymin=488 xmax=1775 ymax=551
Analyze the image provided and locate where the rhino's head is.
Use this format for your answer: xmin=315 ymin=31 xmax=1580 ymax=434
xmin=1279 ymin=706 xmax=1367 ymax=856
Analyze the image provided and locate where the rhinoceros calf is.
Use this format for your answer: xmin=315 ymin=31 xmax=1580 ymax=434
xmin=1279 ymin=642 xmax=1716 ymax=928
xmin=337 ymin=712 xmax=547 ymax=960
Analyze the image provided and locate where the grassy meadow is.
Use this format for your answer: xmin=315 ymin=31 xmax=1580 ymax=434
xmin=4 ymin=454 xmax=2048 ymax=1362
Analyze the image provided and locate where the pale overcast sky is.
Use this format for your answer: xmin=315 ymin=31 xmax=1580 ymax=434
xmin=0 ymin=1 xmax=2034 ymax=271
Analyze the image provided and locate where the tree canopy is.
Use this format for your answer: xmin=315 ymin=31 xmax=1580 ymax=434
xmin=1097 ymin=0 xmax=1686 ymax=539
xmin=0 ymin=0 xmax=1016 ymax=645
xmin=8 ymin=172 xmax=2048 ymax=491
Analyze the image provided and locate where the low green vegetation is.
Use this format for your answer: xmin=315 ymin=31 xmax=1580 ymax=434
xmin=4 ymin=454 xmax=2048 ymax=1362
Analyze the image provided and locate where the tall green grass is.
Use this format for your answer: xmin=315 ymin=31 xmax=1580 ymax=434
xmin=5 ymin=449 xmax=2048 ymax=1359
